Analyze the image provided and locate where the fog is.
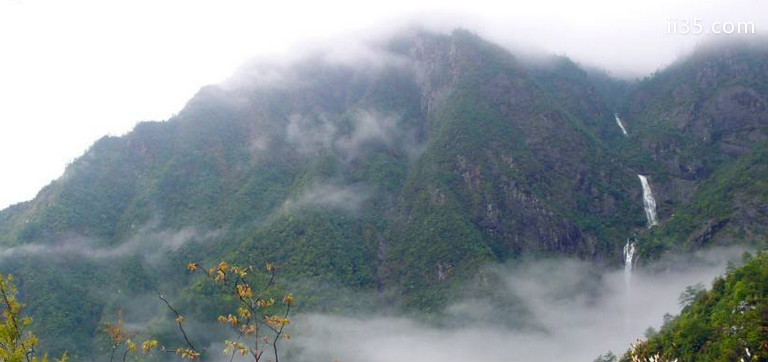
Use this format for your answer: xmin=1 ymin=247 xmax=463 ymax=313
xmin=0 ymin=214 xmax=748 ymax=361
xmin=281 ymin=182 xmax=370 ymax=213
xmin=283 ymin=109 xmax=421 ymax=160
xmin=284 ymin=247 xmax=746 ymax=362
xmin=2 ymin=0 xmax=766 ymax=210
xmin=0 ymin=223 xmax=221 ymax=266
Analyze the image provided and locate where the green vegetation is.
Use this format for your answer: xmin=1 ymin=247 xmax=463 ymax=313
xmin=622 ymin=251 xmax=768 ymax=361
xmin=638 ymin=145 xmax=768 ymax=259
xmin=0 ymin=30 xmax=767 ymax=359
xmin=0 ymin=274 xmax=68 ymax=362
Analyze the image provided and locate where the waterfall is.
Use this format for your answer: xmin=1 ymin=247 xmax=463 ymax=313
xmin=623 ymin=240 xmax=636 ymax=295
xmin=614 ymin=113 xmax=628 ymax=136
xmin=623 ymin=240 xmax=635 ymax=274
xmin=623 ymin=239 xmax=636 ymax=330
xmin=638 ymin=175 xmax=658 ymax=227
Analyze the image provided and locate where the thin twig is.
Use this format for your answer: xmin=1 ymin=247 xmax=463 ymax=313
xmin=271 ymin=303 xmax=291 ymax=362
xmin=228 ymin=331 xmax=245 ymax=362
xmin=109 ymin=344 xmax=118 ymax=362
xmin=158 ymin=294 xmax=197 ymax=352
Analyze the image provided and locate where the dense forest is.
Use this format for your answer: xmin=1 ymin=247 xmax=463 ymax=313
xmin=622 ymin=251 xmax=768 ymax=362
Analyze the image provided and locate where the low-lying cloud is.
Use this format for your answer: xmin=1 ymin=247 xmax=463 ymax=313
xmin=281 ymin=182 xmax=370 ymax=213
xmin=285 ymin=109 xmax=418 ymax=161
xmin=336 ymin=110 xmax=401 ymax=156
xmin=0 ymin=224 xmax=221 ymax=266
xmin=286 ymin=247 xmax=747 ymax=362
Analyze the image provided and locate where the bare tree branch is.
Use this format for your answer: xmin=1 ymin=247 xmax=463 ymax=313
xmin=158 ymin=294 xmax=197 ymax=353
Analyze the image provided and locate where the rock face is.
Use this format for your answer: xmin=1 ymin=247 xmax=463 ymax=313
xmin=622 ymin=38 xmax=768 ymax=251
xmin=1 ymin=29 xmax=768 ymax=357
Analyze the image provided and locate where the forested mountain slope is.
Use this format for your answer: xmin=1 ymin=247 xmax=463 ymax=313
xmin=622 ymin=38 xmax=768 ymax=257
xmin=622 ymin=251 xmax=768 ymax=361
xmin=0 ymin=30 xmax=767 ymax=359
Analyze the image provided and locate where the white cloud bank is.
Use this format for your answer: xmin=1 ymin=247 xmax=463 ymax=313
xmin=287 ymin=247 xmax=747 ymax=362
xmin=0 ymin=225 xmax=221 ymax=266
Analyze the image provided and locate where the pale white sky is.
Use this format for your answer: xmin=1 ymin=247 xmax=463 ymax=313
xmin=0 ymin=0 xmax=765 ymax=209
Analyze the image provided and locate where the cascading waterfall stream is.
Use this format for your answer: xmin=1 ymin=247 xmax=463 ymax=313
xmin=612 ymin=113 xmax=659 ymax=330
xmin=623 ymin=239 xmax=636 ymax=294
xmin=638 ymin=175 xmax=658 ymax=228
xmin=613 ymin=113 xmax=659 ymax=331
xmin=623 ymin=176 xmax=657 ymax=329
xmin=614 ymin=113 xmax=628 ymax=136
xmin=623 ymin=240 xmax=635 ymax=283
xmin=623 ymin=239 xmax=636 ymax=330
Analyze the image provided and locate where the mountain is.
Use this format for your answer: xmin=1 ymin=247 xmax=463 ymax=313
xmin=0 ymin=29 xmax=767 ymax=358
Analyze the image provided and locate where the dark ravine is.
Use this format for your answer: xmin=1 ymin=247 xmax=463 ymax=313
xmin=0 ymin=29 xmax=767 ymax=359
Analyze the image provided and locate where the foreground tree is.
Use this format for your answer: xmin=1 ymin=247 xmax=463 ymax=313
xmin=138 ymin=261 xmax=293 ymax=362
xmin=104 ymin=311 xmax=137 ymax=362
xmin=0 ymin=274 xmax=67 ymax=362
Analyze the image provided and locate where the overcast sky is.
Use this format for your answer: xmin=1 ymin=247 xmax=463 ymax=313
xmin=0 ymin=0 xmax=765 ymax=210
